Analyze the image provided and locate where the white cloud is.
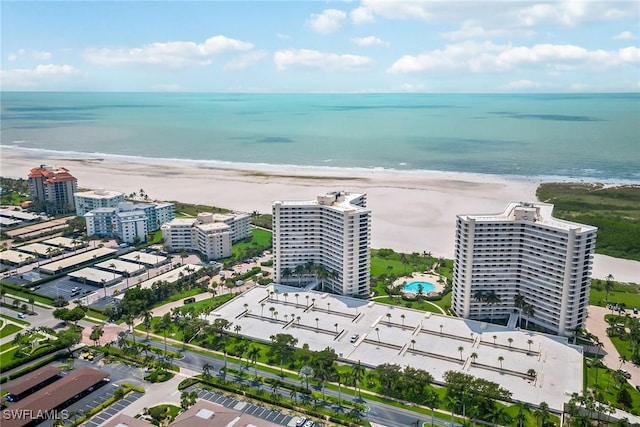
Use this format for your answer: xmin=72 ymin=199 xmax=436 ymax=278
xmin=0 ymin=64 xmax=82 ymax=89
xmin=357 ymin=0 xmax=432 ymax=21
xmin=398 ymin=82 xmax=426 ymax=92
xmin=223 ymin=50 xmax=268 ymax=71
xmin=274 ymin=49 xmax=373 ymax=72
xmin=515 ymin=0 xmax=637 ymax=27
xmin=350 ymin=6 xmax=375 ymax=25
xmin=613 ymin=30 xmax=635 ymax=40
xmin=7 ymin=49 xmax=52 ymax=62
xmin=84 ymin=35 xmax=253 ymax=68
xmin=352 ymin=36 xmax=389 ymax=47
xmin=307 ymin=9 xmax=347 ymax=34
xmin=440 ymin=20 xmax=535 ymax=41
xmin=387 ymin=42 xmax=640 ymax=74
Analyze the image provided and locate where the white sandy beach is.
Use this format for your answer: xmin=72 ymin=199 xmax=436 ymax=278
xmin=2 ymin=148 xmax=638 ymax=282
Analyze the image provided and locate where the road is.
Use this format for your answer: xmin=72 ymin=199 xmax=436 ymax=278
xmin=138 ymin=335 xmax=460 ymax=427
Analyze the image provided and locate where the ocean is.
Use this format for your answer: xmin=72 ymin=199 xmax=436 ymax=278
xmin=1 ymin=92 xmax=638 ymax=182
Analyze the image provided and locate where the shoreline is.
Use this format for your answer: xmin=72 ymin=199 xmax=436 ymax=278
xmin=2 ymin=146 xmax=639 ymax=282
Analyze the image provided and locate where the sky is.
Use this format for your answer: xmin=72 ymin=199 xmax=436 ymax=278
xmin=1 ymin=0 xmax=639 ymax=92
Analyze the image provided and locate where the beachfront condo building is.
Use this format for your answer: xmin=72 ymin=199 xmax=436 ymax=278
xmin=161 ymin=212 xmax=250 ymax=260
xmin=85 ymin=201 xmax=175 ymax=244
xmin=452 ymin=202 xmax=597 ymax=337
xmin=74 ymin=189 xmax=125 ymax=216
xmin=272 ymin=191 xmax=371 ymax=298
xmin=28 ymin=165 xmax=78 ymax=214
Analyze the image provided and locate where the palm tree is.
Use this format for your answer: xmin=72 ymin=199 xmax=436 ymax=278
xmin=515 ymin=402 xmax=530 ymax=427
xmin=485 ymin=290 xmax=502 ymax=321
xmin=101 ymin=278 xmax=107 ymax=298
xmin=400 ymin=314 xmax=406 ymax=326
xmin=351 ymin=360 xmax=365 ymax=396
xmin=527 ymin=339 xmax=534 ymax=353
xmin=514 ymin=292 xmax=526 ymax=326
xmin=498 ymin=356 xmax=504 ymax=370
xmin=375 ymin=327 xmax=380 ymax=342
xmin=422 ymin=389 xmax=439 ymax=427
xmin=410 ymin=339 xmax=416 ymax=350
xmin=522 ymin=304 xmax=535 ymax=329
xmin=605 ymin=274 xmax=614 ymax=302
xmin=248 ymin=346 xmax=261 ymax=379
xmin=493 ymin=334 xmax=497 ymax=345
xmin=508 ymin=337 xmax=514 ymax=348
xmin=458 ymin=346 xmax=464 ymax=361
xmin=142 ymin=309 xmax=153 ymax=340
xmin=202 ymin=362 xmax=213 ymax=380
xmin=294 ymin=293 xmax=299 ymax=306
xmin=299 ymin=365 xmax=314 ymax=390
xmin=28 ymin=297 xmax=34 ymax=314
xmin=470 ymin=352 xmax=478 ymax=364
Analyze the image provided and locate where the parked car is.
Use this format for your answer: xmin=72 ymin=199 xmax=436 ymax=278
xmin=350 ymin=334 xmax=359 ymax=343
xmin=634 ymin=307 xmax=638 ymax=314
xmin=295 ymin=417 xmax=307 ymax=427
xmin=17 ymin=313 xmax=26 ymax=319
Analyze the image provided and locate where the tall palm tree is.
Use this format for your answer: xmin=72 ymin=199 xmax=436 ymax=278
xmin=470 ymin=352 xmax=478 ymax=364
xmin=299 ymin=365 xmax=314 ymax=390
xmin=523 ymin=304 xmax=535 ymax=329
xmin=142 ymin=309 xmax=153 ymax=340
xmin=458 ymin=346 xmax=464 ymax=361
xmin=485 ymin=290 xmax=502 ymax=321
xmin=514 ymin=292 xmax=526 ymax=326
xmin=498 ymin=356 xmax=504 ymax=370
xmin=422 ymin=389 xmax=439 ymax=427
xmin=351 ymin=360 xmax=365 ymax=396
xmin=605 ymin=274 xmax=614 ymax=302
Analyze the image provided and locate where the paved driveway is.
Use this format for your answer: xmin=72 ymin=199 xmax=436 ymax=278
xmin=586 ymin=305 xmax=640 ymax=386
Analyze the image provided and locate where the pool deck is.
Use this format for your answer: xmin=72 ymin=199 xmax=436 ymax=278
xmin=393 ymin=272 xmax=445 ymax=296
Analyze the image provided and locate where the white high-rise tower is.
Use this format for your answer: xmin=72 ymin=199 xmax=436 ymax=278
xmin=272 ymin=191 xmax=371 ymax=297
xmin=452 ymin=202 xmax=597 ymax=336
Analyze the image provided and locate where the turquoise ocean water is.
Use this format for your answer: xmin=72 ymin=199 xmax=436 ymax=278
xmin=1 ymin=92 xmax=638 ymax=181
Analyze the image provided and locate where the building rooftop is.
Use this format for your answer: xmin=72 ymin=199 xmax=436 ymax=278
xmin=3 ymin=367 xmax=109 ymax=427
xmin=28 ymin=165 xmax=77 ymax=183
xmin=4 ymin=365 xmax=61 ymax=397
xmin=274 ymin=191 xmax=369 ymax=213
xmin=458 ymin=201 xmax=598 ymax=233
xmin=74 ymin=189 xmax=124 ymax=199
xmin=197 ymin=222 xmax=230 ymax=232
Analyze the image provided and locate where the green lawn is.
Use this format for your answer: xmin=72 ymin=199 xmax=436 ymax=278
xmin=177 ymin=294 xmax=234 ymax=315
xmin=589 ymin=280 xmax=640 ymax=307
xmin=0 ymin=323 xmax=21 ymax=338
xmin=150 ymin=288 xmax=203 ymax=308
xmin=372 ymin=296 xmax=445 ymax=314
xmin=0 ymin=283 xmax=54 ymax=305
xmin=585 ymin=360 xmax=640 ymax=412
xmin=231 ymin=228 xmax=272 ymax=260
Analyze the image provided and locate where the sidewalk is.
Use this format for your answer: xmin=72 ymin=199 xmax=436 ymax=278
xmin=585 ymin=305 xmax=640 ymax=385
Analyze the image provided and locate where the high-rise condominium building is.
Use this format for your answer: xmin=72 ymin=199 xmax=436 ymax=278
xmin=161 ymin=212 xmax=251 ymax=260
xmin=28 ymin=165 xmax=78 ymax=214
xmin=452 ymin=202 xmax=597 ymax=336
xmin=74 ymin=189 xmax=125 ymax=216
xmin=272 ymin=191 xmax=371 ymax=297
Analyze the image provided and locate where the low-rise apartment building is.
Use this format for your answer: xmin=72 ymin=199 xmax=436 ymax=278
xmin=161 ymin=212 xmax=250 ymax=260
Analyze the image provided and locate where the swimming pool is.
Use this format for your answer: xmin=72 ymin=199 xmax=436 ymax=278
xmin=403 ymin=281 xmax=436 ymax=293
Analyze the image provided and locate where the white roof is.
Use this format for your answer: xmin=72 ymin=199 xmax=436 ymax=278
xmin=39 ymin=247 xmax=117 ymax=274
xmin=42 ymin=236 xmax=78 ymax=249
xmin=0 ymin=209 xmax=40 ymax=221
xmin=119 ymin=251 xmax=167 ymax=266
xmin=95 ymin=259 xmax=146 ymax=274
xmin=68 ymin=267 xmax=122 ymax=283
xmin=74 ymin=189 xmax=124 ymax=199
xmin=132 ymin=264 xmax=202 ymax=289
xmin=0 ymin=250 xmax=35 ymax=264
xmin=15 ymin=242 xmax=53 ymax=255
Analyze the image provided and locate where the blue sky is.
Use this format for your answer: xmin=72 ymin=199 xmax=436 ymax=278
xmin=1 ymin=1 xmax=639 ymax=92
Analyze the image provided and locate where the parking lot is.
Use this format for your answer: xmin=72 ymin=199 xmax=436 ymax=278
xmin=190 ymin=387 xmax=295 ymax=426
xmin=36 ymin=275 xmax=99 ymax=301
xmin=83 ymin=391 xmax=144 ymax=427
